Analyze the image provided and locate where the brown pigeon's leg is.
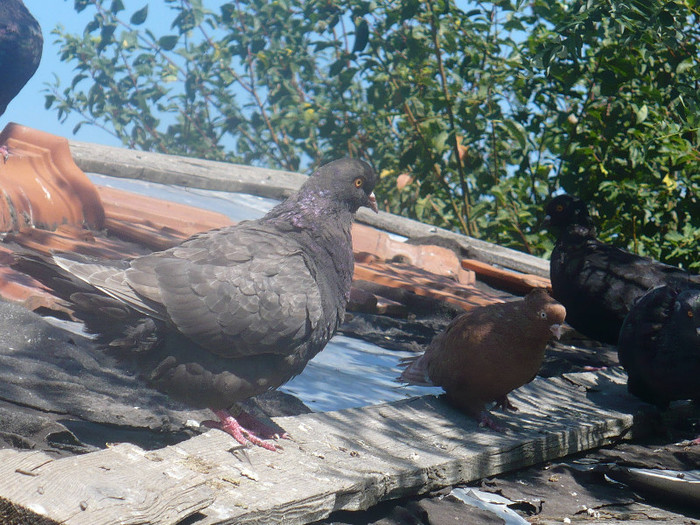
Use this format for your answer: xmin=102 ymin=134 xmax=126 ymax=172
xmin=582 ymin=365 xmax=608 ymax=372
xmin=477 ymin=410 xmax=506 ymax=433
xmin=494 ymin=395 xmax=518 ymax=412
xmin=0 ymin=145 xmax=10 ymax=162
xmin=202 ymin=409 xmax=283 ymax=451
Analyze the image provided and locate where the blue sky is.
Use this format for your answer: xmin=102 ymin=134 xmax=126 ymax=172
xmin=3 ymin=1 xmax=173 ymax=148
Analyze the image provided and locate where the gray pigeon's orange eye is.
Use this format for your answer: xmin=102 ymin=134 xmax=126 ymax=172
xmin=689 ymin=310 xmax=694 ymax=318
xmin=555 ymin=204 xmax=564 ymax=212
xmin=354 ymin=177 xmax=364 ymax=188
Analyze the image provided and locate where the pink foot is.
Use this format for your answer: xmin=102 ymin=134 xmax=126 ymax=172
xmin=477 ymin=410 xmax=506 ymax=432
xmin=0 ymin=145 xmax=10 ymax=162
xmin=494 ymin=395 xmax=518 ymax=412
xmin=202 ymin=408 xmax=287 ymax=451
xmin=582 ymin=365 xmax=608 ymax=372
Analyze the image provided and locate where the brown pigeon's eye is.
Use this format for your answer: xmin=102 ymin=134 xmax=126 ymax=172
xmin=354 ymin=177 xmax=364 ymax=188
xmin=539 ymin=311 xmax=547 ymax=319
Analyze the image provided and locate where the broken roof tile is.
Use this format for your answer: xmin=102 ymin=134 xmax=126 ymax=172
xmin=0 ymin=124 xmax=547 ymax=319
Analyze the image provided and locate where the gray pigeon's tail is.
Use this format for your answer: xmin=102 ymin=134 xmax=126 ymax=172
xmin=397 ymin=354 xmax=433 ymax=386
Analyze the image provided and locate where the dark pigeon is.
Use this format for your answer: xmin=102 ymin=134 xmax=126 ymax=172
xmin=16 ymin=158 xmax=378 ymax=450
xmin=0 ymin=0 xmax=43 ymax=117
xmin=543 ymin=194 xmax=699 ymax=344
xmin=618 ymin=284 xmax=700 ymax=408
xmin=399 ymin=288 xmax=566 ymax=430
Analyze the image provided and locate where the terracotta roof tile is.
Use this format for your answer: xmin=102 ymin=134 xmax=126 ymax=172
xmin=0 ymin=124 xmax=548 ymax=318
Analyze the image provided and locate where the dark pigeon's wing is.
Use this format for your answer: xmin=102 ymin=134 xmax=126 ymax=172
xmin=619 ymin=285 xmax=700 ymax=406
xmin=52 ymin=256 xmax=165 ymax=319
xmin=551 ymin=238 xmax=696 ymax=343
xmin=125 ymin=224 xmax=324 ymax=358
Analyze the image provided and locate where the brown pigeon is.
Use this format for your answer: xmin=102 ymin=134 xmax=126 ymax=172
xmin=0 ymin=0 xmax=42 ymax=117
xmin=544 ymin=194 xmax=699 ymax=344
xmin=15 ymin=158 xmax=378 ymax=450
xmin=399 ymin=288 xmax=566 ymax=430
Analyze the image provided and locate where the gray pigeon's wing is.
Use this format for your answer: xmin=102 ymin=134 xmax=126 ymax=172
xmin=53 ymin=256 xmax=166 ymax=319
xmin=125 ymin=224 xmax=324 ymax=358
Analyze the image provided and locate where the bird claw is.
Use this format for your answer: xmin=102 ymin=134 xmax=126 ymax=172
xmin=477 ymin=411 xmax=507 ymax=433
xmin=205 ymin=409 xmax=286 ymax=451
xmin=494 ymin=395 xmax=518 ymax=412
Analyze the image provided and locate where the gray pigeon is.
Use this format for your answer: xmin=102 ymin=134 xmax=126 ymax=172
xmin=0 ymin=0 xmax=43 ymax=117
xmin=17 ymin=158 xmax=378 ymax=450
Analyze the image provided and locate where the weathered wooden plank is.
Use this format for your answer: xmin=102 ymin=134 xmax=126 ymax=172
xmin=68 ymin=141 xmax=550 ymax=277
xmin=68 ymin=140 xmax=306 ymax=201
xmin=0 ymin=444 xmax=215 ymax=525
xmin=0 ymin=368 xmax=647 ymax=525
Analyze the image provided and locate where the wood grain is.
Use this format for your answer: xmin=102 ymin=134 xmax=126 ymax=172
xmin=0 ymin=368 xmax=648 ymax=524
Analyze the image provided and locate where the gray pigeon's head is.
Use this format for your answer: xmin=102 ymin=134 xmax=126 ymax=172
xmin=304 ymin=158 xmax=379 ymax=214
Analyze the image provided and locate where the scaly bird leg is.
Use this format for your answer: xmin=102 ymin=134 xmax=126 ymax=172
xmin=477 ymin=410 xmax=507 ymax=433
xmin=494 ymin=394 xmax=518 ymax=412
xmin=202 ymin=408 xmax=287 ymax=452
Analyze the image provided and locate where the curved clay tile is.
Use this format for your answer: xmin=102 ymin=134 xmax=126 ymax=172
xmin=0 ymin=123 xmax=105 ymax=231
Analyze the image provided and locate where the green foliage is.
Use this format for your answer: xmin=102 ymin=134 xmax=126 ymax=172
xmin=49 ymin=0 xmax=700 ymax=269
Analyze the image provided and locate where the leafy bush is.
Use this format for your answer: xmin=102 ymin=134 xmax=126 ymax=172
xmin=48 ymin=0 xmax=699 ymax=269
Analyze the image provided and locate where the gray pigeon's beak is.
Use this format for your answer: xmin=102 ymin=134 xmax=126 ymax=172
xmin=549 ymin=323 xmax=564 ymax=340
xmin=368 ymin=192 xmax=378 ymax=213
xmin=541 ymin=214 xmax=552 ymax=229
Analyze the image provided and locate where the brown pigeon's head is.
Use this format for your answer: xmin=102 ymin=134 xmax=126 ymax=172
xmin=525 ymin=288 xmax=567 ymax=339
xmin=543 ymin=194 xmax=593 ymax=232
xmin=304 ymin=158 xmax=378 ymax=214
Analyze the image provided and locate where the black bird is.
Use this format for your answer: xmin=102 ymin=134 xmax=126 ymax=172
xmin=543 ymin=194 xmax=699 ymax=344
xmin=16 ymin=158 xmax=378 ymax=450
xmin=0 ymin=0 xmax=43 ymax=117
xmin=618 ymin=285 xmax=700 ymax=407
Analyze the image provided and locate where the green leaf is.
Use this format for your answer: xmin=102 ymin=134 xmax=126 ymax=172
xmin=502 ymin=120 xmax=528 ymax=150
xmin=352 ymin=18 xmax=369 ymax=53
xmin=158 ymin=35 xmax=178 ymax=51
xmin=130 ymin=5 xmax=149 ymax=25
xmin=635 ymin=104 xmax=648 ymax=124
xmin=110 ymin=0 xmax=125 ymax=14
xmin=329 ymin=57 xmax=346 ymax=77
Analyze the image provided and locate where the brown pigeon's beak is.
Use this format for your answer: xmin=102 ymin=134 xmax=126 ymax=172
xmin=549 ymin=323 xmax=564 ymax=340
xmin=367 ymin=192 xmax=378 ymax=213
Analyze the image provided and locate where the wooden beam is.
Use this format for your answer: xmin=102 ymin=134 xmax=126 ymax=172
xmin=0 ymin=368 xmax=647 ymax=524
xmin=67 ymin=140 xmax=306 ymax=201
xmin=68 ymin=141 xmax=550 ymax=277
